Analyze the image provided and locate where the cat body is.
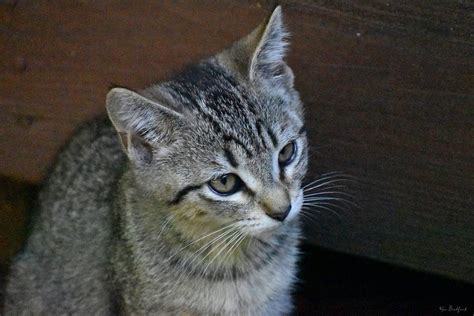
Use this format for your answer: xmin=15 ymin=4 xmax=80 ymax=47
xmin=5 ymin=119 xmax=121 ymax=314
xmin=5 ymin=7 xmax=307 ymax=315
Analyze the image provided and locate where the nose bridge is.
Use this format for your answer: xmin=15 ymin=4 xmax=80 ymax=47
xmin=263 ymin=181 xmax=287 ymax=201
xmin=260 ymin=182 xmax=290 ymax=212
xmin=248 ymin=155 xmax=291 ymax=220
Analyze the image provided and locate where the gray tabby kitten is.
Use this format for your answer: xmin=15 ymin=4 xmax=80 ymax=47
xmin=5 ymin=6 xmax=307 ymax=315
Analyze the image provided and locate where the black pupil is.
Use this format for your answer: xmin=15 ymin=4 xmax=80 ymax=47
xmin=282 ymin=144 xmax=291 ymax=159
xmin=220 ymin=176 xmax=228 ymax=186
xmin=278 ymin=141 xmax=296 ymax=166
xmin=209 ymin=174 xmax=240 ymax=195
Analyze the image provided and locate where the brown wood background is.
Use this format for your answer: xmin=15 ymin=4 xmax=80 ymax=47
xmin=1 ymin=1 xmax=473 ymax=282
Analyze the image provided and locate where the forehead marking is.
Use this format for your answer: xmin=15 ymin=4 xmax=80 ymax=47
xmin=255 ymin=120 xmax=269 ymax=150
xmin=223 ymin=135 xmax=253 ymax=158
xmin=169 ymin=184 xmax=202 ymax=205
xmin=166 ymin=61 xmax=297 ymax=159
xmin=223 ymin=148 xmax=239 ymax=168
xmin=266 ymin=125 xmax=278 ymax=147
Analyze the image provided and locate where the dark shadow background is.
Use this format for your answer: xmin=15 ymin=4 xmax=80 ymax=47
xmin=1 ymin=1 xmax=473 ymax=314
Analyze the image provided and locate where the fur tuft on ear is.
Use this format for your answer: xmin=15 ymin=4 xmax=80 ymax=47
xmin=218 ymin=6 xmax=294 ymax=90
xmin=249 ymin=6 xmax=290 ymax=83
xmin=106 ymin=87 xmax=182 ymax=164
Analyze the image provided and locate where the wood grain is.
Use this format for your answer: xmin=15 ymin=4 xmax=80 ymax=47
xmin=1 ymin=1 xmax=473 ymax=282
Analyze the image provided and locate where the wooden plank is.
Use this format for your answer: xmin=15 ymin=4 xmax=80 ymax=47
xmin=0 ymin=1 xmax=473 ymax=282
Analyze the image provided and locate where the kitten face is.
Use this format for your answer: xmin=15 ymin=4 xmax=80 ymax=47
xmin=159 ymin=63 xmax=307 ymax=235
xmin=107 ymin=7 xmax=307 ymax=236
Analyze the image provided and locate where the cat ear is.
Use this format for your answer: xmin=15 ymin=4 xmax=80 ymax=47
xmin=249 ymin=6 xmax=292 ymax=84
xmin=221 ymin=6 xmax=294 ymax=90
xmin=106 ymin=87 xmax=182 ymax=164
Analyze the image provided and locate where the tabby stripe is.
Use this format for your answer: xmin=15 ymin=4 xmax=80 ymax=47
xmin=255 ymin=120 xmax=268 ymax=150
xmin=240 ymin=92 xmax=258 ymax=116
xmin=279 ymin=168 xmax=286 ymax=183
xmin=266 ymin=126 xmax=278 ymax=147
xmin=198 ymin=110 xmax=224 ymax=134
xmin=292 ymin=148 xmax=306 ymax=170
xmin=223 ymin=135 xmax=253 ymax=157
xmin=169 ymin=184 xmax=202 ymax=205
xmin=188 ymin=100 xmax=253 ymax=158
xmin=298 ymin=125 xmax=306 ymax=135
xmin=224 ymin=148 xmax=239 ymax=168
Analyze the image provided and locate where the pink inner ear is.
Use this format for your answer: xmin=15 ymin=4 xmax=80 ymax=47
xmin=130 ymin=134 xmax=153 ymax=164
xmin=119 ymin=132 xmax=128 ymax=149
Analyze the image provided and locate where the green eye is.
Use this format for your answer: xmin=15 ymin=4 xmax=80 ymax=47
xmin=278 ymin=141 xmax=297 ymax=166
xmin=208 ymin=174 xmax=243 ymax=195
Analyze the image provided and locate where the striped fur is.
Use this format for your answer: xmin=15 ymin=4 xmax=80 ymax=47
xmin=4 ymin=6 xmax=307 ymax=315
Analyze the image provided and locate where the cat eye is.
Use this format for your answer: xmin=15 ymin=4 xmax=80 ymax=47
xmin=208 ymin=174 xmax=243 ymax=195
xmin=278 ymin=141 xmax=297 ymax=166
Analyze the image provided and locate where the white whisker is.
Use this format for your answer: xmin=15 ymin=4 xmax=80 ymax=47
xmin=303 ymin=201 xmax=349 ymax=213
xmin=299 ymin=211 xmax=321 ymax=225
xmin=185 ymin=227 xmax=239 ymax=268
xmin=302 ymin=172 xmax=349 ymax=189
xmin=304 ymin=178 xmax=354 ymax=192
xmin=308 ymin=204 xmax=341 ymax=219
xmin=219 ymin=232 xmax=246 ymax=273
xmin=202 ymin=230 xmax=242 ymax=277
xmin=304 ymin=191 xmax=355 ymax=198
xmin=303 ymin=196 xmax=358 ymax=208
xmin=165 ymin=221 xmax=238 ymax=262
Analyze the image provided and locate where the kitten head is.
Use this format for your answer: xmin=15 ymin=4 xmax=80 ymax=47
xmin=107 ymin=6 xmax=307 ymax=236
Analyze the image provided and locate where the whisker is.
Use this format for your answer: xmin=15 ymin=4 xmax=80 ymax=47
xmin=202 ymin=230 xmax=242 ymax=277
xmin=300 ymin=208 xmax=320 ymax=214
xmin=156 ymin=213 xmax=176 ymax=239
xmin=220 ymin=232 xmax=246 ymax=268
xmin=174 ymin=227 xmax=239 ymax=284
xmin=304 ymin=178 xmax=355 ymax=193
xmin=174 ymin=228 xmax=237 ymax=285
xmin=165 ymin=222 xmax=238 ymax=262
xmin=304 ymin=184 xmax=347 ymax=191
xmin=303 ymin=196 xmax=359 ymax=208
xmin=299 ymin=211 xmax=322 ymax=227
xmin=300 ymin=209 xmax=321 ymax=217
xmin=184 ymin=227 xmax=239 ymax=268
xmin=303 ymin=201 xmax=350 ymax=213
xmin=188 ymin=230 xmax=239 ymax=280
xmin=304 ymin=191 xmax=355 ymax=198
xmin=307 ymin=204 xmax=342 ymax=219
xmin=215 ymin=232 xmax=247 ymax=281
xmin=153 ymin=207 xmax=191 ymax=259
xmin=302 ymin=172 xmax=349 ymax=189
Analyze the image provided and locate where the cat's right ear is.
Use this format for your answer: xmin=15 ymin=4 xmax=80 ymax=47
xmin=106 ymin=87 xmax=182 ymax=164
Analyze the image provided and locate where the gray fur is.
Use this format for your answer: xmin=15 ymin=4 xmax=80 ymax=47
xmin=4 ymin=6 xmax=307 ymax=315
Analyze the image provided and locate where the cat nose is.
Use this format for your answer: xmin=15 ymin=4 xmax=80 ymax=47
xmin=267 ymin=204 xmax=291 ymax=222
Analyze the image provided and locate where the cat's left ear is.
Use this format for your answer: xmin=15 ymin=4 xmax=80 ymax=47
xmin=106 ymin=87 xmax=182 ymax=165
xmin=221 ymin=6 xmax=294 ymax=90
